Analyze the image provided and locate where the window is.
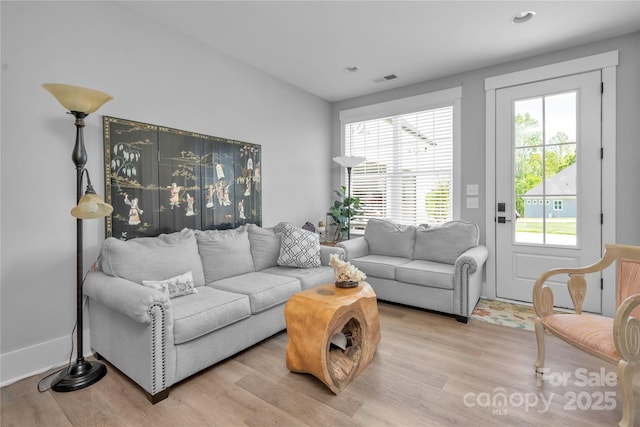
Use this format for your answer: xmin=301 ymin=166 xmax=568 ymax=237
xmin=340 ymin=88 xmax=461 ymax=229
xmin=554 ymin=200 xmax=563 ymax=211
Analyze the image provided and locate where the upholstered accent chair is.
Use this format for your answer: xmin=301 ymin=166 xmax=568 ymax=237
xmin=533 ymin=244 xmax=640 ymax=427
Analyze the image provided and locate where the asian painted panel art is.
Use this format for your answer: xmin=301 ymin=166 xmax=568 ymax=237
xmin=103 ymin=116 xmax=261 ymax=239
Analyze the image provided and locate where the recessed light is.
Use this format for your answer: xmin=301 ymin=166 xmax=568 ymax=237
xmin=511 ymin=11 xmax=536 ymax=24
xmin=343 ymin=66 xmax=359 ymax=73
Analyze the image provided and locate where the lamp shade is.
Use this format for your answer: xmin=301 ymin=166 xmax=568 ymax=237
xmin=71 ymin=192 xmax=113 ymax=219
xmin=333 ymin=156 xmax=366 ymax=169
xmin=42 ymin=83 xmax=113 ymax=114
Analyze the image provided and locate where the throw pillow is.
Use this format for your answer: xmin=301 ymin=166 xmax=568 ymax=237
xmin=100 ymin=228 xmax=206 ymax=286
xmin=277 ymin=223 xmax=321 ymax=268
xmin=196 ymin=226 xmax=255 ymax=283
xmin=247 ymin=223 xmax=281 ymax=271
xmin=364 ymin=218 xmax=416 ymax=259
xmin=414 ymin=220 xmax=479 ymax=264
xmin=142 ymin=271 xmax=198 ymax=299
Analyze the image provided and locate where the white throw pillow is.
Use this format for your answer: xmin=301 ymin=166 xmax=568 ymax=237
xmin=142 ymin=271 xmax=198 ymax=299
xmin=277 ymin=223 xmax=321 ymax=268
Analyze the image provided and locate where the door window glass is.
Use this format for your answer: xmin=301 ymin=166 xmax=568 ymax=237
xmin=513 ymin=92 xmax=577 ymax=246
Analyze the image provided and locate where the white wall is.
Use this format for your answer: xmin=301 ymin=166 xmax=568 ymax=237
xmin=0 ymin=1 xmax=332 ymax=385
xmin=332 ymin=32 xmax=640 ymax=249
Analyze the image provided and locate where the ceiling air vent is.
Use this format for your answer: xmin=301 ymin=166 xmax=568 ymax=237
xmin=374 ymin=74 xmax=398 ymax=83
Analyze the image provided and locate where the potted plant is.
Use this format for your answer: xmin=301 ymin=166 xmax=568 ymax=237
xmin=328 ymin=185 xmax=363 ymax=241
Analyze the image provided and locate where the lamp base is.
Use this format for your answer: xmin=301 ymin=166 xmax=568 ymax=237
xmin=51 ymin=359 xmax=107 ymax=392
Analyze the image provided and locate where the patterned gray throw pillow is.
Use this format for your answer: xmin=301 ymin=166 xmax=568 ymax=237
xmin=277 ymin=223 xmax=321 ymax=268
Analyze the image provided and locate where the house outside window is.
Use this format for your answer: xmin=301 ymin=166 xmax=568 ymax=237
xmin=339 ymin=88 xmax=461 ymax=231
xmin=523 ymin=164 xmax=576 ymax=219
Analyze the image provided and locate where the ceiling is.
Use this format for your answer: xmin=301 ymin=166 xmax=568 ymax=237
xmin=118 ymin=1 xmax=640 ymax=102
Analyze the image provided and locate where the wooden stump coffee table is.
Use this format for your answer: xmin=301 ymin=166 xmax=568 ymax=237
xmin=284 ymin=282 xmax=380 ymax=394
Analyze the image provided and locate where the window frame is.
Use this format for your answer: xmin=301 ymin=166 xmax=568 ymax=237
xmin=338 ymin=87 xmax=462 ymax=231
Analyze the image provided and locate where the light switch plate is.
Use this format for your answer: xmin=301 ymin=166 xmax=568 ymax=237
xmin=466 ymin=197 xmax=479 ymax=209
xmin=466 ymin=184 xmax=479 ymax=196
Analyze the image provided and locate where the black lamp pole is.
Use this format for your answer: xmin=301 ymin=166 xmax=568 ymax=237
xmin=51 ymin=111 xmax=107 ymax=392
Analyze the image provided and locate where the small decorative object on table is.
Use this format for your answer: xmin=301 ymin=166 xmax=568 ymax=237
xmin=302 ymin=221 xmax=315 ymax=233
xmin=329 ymin=253 xmax=366 ymax=288
xmin=317 ymin=221 xmax=326 ymax=242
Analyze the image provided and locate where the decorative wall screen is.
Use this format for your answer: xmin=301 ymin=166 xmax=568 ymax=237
xmin=103 ymin=116 xmax=261 ymax=240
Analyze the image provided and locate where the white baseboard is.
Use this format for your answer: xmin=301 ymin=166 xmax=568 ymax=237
xmin=0 ymin=328 xmax=93 ymax=387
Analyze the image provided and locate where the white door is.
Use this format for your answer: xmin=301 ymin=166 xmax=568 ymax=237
xmin=495 ymin=71 xmax=602 ymax=313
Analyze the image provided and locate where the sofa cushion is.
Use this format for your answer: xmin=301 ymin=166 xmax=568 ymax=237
xmin=364 ymin=218 xmax=416 ymax=259
xmin=197 ymin=226 xmax=255 ymax=283
xmin=210 ymin=272 xmax=301 ymax=314
xmin=101 ymin=228 xmax=206 ymax=286
xmin=142 ymin=271 xmax=198 ymax=299
xmin=262 ymin=265 xmax=335 ymax=290
xmin=414 ymin=221 xmax=479 ymax=264
xmin=395 ymin=260 xmax=455 ymax=290
xmin=351 ymin=255 xmax=411 ymax=280
xmin=247 ymin=224 xmax=281 ymax=271
xmin=277 ymin=223 xmax=321 ymax=268
xmin=170 ymin=286 xmax=251 ymax=345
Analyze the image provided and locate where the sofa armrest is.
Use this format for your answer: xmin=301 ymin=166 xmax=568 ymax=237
xmin=84 ymin=270 xmax=170 ymax=324
xmin=453 ymin=245 xmax=489 ymax=319
xmin=336 ymin=237 xmax=369 ymax=261
xmin=454 ymin=245 xmax=489 ymax=275
xmin=613 ymin=293 xmax=640 ymax=363
xmin=84 ymin=270 xmax=176 ymax=400
xmin=320 ymin=245 xmax=346 ymax=266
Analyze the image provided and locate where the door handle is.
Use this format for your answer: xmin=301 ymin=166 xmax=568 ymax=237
xmin=497 ymin=216 xmax=512 ymax=223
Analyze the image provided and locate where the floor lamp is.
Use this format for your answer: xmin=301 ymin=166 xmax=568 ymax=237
xmin=333 ymin=156 xmax=365 ymax=240
xmin=42 ymin=83 xmax=114 ymax=392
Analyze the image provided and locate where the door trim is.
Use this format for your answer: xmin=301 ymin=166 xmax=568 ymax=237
xmin=484 ymin=51 xmax=618 ymax=316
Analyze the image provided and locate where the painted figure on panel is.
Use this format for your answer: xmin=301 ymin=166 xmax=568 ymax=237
xmin=185 ymin=193 xmax=195 ymax=216
xmin=238 ymin=200 xmax=246 ymax=220
xmin=215 ymin=181 xmax=231 ymax=207
xmin=244 ymin=156 xmax=254 ymax=196
xmin=216 ymin=163 xmax=225 ymax=180
xmin=238 ymin=146 xmax=260 ymax=199
xmin=222 ymin=184 xmax=231 ymax=206
xmin=206 ymin=184 xmax=215 ymax=208
xmin=123 ymin=194 xmax=143 ymax=225
xmin=168 ymin=183 xmax=181 ymax=209
xmin=254 ymin=164 xmax=261 ymax=184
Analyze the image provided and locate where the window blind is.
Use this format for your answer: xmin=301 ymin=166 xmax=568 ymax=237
xmin=345 ymin=105 xmax=454 ymax=229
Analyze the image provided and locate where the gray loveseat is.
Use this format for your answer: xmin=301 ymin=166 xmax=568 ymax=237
xmin=337 ymin=219 xmax=488 ymax=323
xmin=84 ymin=223 xmax=343 ymax=403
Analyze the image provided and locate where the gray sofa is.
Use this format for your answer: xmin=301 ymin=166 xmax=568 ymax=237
xmin=83 ymin=223 xmax=344 ymax=403
xmin=337 ymin=219 xmax=488 ymax=323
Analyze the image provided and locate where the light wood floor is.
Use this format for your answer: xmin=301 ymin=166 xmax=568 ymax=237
xmin=2 ymin=302 xmax=638 ymax=426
